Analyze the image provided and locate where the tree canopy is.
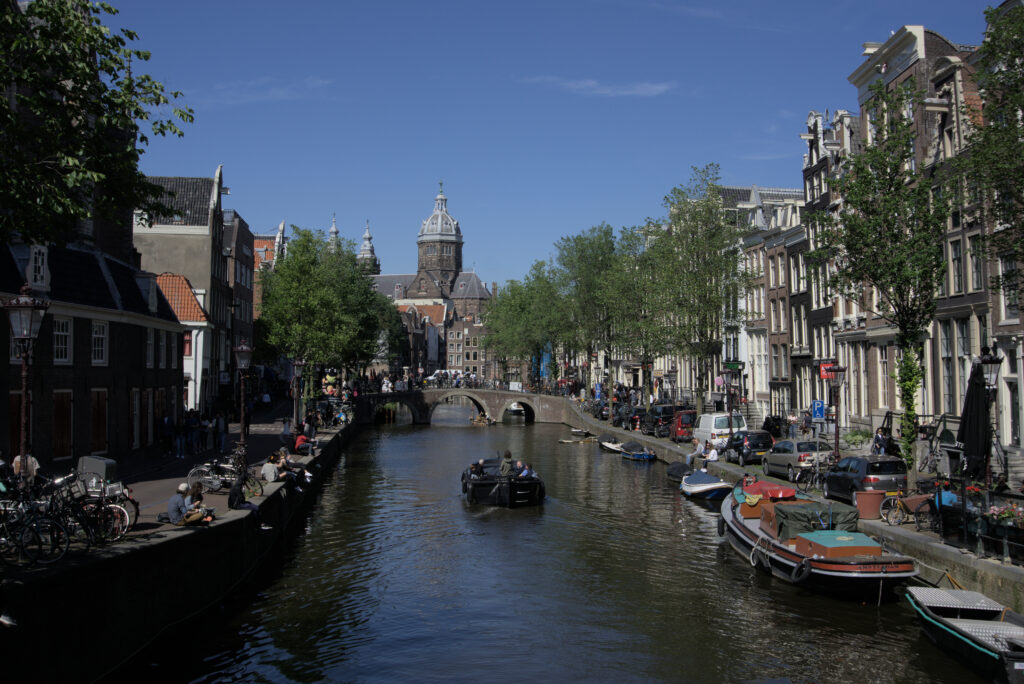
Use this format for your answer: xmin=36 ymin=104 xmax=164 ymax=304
xmin=1 ymin=0 xmax=193 ymax=245
xmin=258 ymin=228 xmax=397 ymax=374
xmin=964 ymin=3 xmax=1024 ymax=297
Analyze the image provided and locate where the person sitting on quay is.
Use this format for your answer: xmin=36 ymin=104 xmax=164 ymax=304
xmin=294 ymin=432 xmax=313 ymax=456
xmin=938 ymin=482 xmax=959 ymax=507
xmin=228 ymin=477 xmax=272 ymax=531
xmin=168 ymin=483 xmax=205 ymax=526
xmin=702 ymin=441 xmax=719 ymax=470
xmin=185 ymin=482 xmax=214 ymax=521
xmin=686 ymin=439 xmax=705 ymax=467
xmin=519 ymin=463 xmax=534 ymax=478
xmin=275 ymin=453 xmax=309 ymax=492
xmin=261 ymin=454 xmax=280 ymax=483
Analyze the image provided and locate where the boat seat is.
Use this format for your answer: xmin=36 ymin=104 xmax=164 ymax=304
xmin=946 ymin=618 xmax=1024 ymax=652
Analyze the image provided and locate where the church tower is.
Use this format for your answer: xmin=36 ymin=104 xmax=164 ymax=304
xmin=357 ymin=220 xmax=381 ymax=275
xmin=416 ymin=183 xmax=463 ymax=294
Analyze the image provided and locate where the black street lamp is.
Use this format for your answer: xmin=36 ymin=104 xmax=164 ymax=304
xmin=978 ymin=345 xmax=1004 ymax=487
xmin=4 ymin=284 xmax=49 ymax=468
xmin=828 ymin=363 xmax=847 ymax=460
xmin=233 ymin=340 xmax=253 ymax=445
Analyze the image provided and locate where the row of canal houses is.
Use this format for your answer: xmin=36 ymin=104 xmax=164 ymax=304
xmin=599 ymin=11 xmax=1023 ymax=482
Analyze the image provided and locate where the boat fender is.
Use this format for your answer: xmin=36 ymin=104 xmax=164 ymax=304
xmin=717 ymin=516 xmax=726 ymax=537
xmin=791 ymin=558 xmax=813 ymax=584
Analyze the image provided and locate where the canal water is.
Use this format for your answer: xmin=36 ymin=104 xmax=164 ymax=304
xmin=136 ymin=405 xmax=975 ymax=683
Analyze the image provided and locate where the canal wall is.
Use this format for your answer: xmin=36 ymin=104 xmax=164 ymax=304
xmin=564 ymin=400 xmax=1024 ymax=612
xmin=2 ymin=423 xmax=357 ymax=683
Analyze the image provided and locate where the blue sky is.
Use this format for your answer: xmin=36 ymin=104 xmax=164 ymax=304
xmin=111 ymin=0 xmax=990 ymax=286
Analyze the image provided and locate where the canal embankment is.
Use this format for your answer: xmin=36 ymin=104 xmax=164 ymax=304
xmin=1 ymin=421 xmax=357 ymax=683
xmin=565 ymin=400 xmax=1024 ymax=611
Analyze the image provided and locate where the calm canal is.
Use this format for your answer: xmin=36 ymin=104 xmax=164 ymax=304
xmin=135 ymin=405 xmax=975 ymax=683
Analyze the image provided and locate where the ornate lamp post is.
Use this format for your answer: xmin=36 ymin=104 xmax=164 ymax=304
xmin=292 ymin=358 xmax=306 ymax=427
xmin=4 ymin=284 xmax=50 ymax=466
xmin=828 ymin=363 xmax=847 ymax=460
xmin=233 ymin=340 xmax=253 ymax=446
xmin=979 ymin=345 xmax=1004 ymax=487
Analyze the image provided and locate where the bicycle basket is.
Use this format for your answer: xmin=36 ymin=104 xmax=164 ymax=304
xmin=104 ymin=482 xmax=125 ymax=498
xmin=68 ymin=477 xmax=89 ymax=500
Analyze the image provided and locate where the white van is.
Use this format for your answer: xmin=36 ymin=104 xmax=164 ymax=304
xmin=693 ymin=412 xmax=747 ymax=448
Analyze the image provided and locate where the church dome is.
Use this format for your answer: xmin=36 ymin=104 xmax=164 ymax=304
xmin=417 ymin=183 xmax=462 ymax=243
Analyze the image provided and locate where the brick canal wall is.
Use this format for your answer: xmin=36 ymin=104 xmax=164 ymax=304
xmin=565 ymin=400 xmax=1024 ymax=612
xmin=3 ymin=423 xmax=355 ymax=683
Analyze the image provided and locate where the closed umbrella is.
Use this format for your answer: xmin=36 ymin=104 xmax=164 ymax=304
xmin=956 ymin=363 xmax=990 ymax=480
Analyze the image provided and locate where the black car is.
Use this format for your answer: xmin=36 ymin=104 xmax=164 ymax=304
xmin=614 ymin=405 xmax=646 ymax=430
xmin=592 ymin=400 xmax=610 ymax=421
xmin=722 ymin=429 xmax=774 ymax=467
xmin=822 ymin=455 xmax=908 ymax=503
xmin=640 ymin=404 xmax=678 ymax=437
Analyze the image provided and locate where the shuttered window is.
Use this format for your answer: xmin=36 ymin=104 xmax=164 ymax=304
xmin=53 ymin=391 xmax=73 ymax=460
xmin=91 ymin=389 xmax=108 ymax=453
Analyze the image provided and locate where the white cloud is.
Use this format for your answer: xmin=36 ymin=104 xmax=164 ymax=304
xmin=196 ymin=75 xmax=334 ymax=106
xmin=524 ymin=75 xmax=676 ymax=97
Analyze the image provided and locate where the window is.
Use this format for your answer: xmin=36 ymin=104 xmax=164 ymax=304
xmin=771 ymin=345 xmax=779 ymax=378
xmin=940 ymin=321 xmax=953 ymax=413
xmin=778 ymin=256 xmax=785 ymax=287
xmin=53 ymin=390 xmax=73 ymax=460
xmin=91 ymin=388 xmax=108 ymax=453
xmin=158 ymin=331 xmax=166 ymax=369
xmin=53 ymin=317 xmax=72 ymax=364
xmin=956 ymin=318 xmax=970 ymax=407
xmin=879 ymin=345 xmax=889 ymax=408
xmin=950 ymin=240 xmax=963 ymax=294
xmin=171 ymin=332 xmax=178 ymax=369
xmin=183 ymin=331 xmax=193 ymax=357
xmin=1002 ymin=258 xmax=1019 ymax=319
xmin=937 ymin=242 xmax=947 ymax=296
xmin=91 ymin=321 xmax=108 ymax=365
xmin=146 ymin=328 xmax=154 ymax=368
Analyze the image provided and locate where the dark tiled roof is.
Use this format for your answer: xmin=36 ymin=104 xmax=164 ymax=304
xmin=718 ymin=186 xmax=751 ymax=209
xmin=106 ymin=257 xmax=149 ymax=315
xmin=49 ymin=247 xmax=117 ymax=310
xmin=371 ymin=274 xmax=416 ymax=297
xmin=147 ymin=176 xmax=215 ymax=225
xmin=452 ymin=272 xmax=491 ymax=299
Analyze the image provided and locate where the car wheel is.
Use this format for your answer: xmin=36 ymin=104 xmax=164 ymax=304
xmin=787 ymin=465 xmax=796 ymax=482
xmin=738 ymin=452 xmax=746 ymax=467
xmin=762 ymin=459 xmax=770 ymax=476
xmin=851 ymin=490 xmax=858 ymax=506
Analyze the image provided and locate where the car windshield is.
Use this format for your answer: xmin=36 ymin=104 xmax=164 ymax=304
xmin=869 ymin=460 xmax=907 ymax=475
xmin=747 ymin=434 xmax=772 ymax=448
xmin=796 ymin=442 xmax=821 ymax=452
xmin=714 ymin=416 xmax=736 ymax=429
xmin=676 ymin=413 xmax=695 ymax=425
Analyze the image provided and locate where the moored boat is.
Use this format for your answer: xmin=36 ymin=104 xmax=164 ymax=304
xmin=680 ymin=470 xmax=731 ymax=499
xmin=620 ymin=440 xmax=656 ymax=461
xmin=666 ymin=460 xmax=694 ymax=483
xmin=906 ymin=587 xmax=1024 ymax=683
xmin=570 ymin=428 xmax=591 ymax=437
xmin=718 ymin=476 xmax=917 ymax=596
xmin=598 ymin=433 xmax=623 ymax=453
xmin=460 ymin=458 xmax=545 ymax=508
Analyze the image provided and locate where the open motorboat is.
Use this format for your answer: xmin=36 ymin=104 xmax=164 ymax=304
xmin=598 ymin=433 xmax=623 ymax=453
xmin=680 ymin=469 xmax=732 ymax=499
xmin=718 ymin=475 xmax=917 ymax=596
xmin=906 ymin=587 xmax=1024 ymax=683
xmin=620 ymin=440 xmax=656 ymax=461
xmin=460 ymin=458 xmax=545 ymax=508
xmin=508 ymin=402 xmax=525 ymax=416
xmin=570 ymin=427 xmax=591 ymax=437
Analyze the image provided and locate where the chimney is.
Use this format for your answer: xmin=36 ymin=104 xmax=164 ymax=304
xmin=491 ymin=281 xmax=497 ymax=296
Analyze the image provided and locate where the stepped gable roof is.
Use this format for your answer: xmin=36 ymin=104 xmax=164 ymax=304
xmin=253 ymin=237 xmax=277 ymax=269
xmin=157 ymin=273 xmax=207 ymax=323
xmin=451 ymin=272 xmax=491 ymax=299
xmin=147 ymin=176 xmax=215 ymax=225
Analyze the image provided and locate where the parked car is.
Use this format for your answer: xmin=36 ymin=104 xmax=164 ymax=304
xmin=822 ymin=455 xmax=908 ymax=503
xmin=641 ymin=404 xmax=678 ymax=437
xmin=615 ymin=405 xmax=647 ymax=431
xmin=692 ymin=412 xmax=747 ymax=448
xmin=722 ymin=430 xmax=774 ymax=467
xmin=762 ymin=439 xmax=835 ymax=481
xmin=592 ymin=400 xmax=609 ymax=421
xmin=669 ymin=409 xmax=698 ymax=443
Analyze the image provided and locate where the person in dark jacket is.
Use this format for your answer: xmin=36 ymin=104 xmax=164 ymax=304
xmin=228 ymin=478 xmax=271 ymax=530
xmin=499 ymin=450 xmax=515 ymax=476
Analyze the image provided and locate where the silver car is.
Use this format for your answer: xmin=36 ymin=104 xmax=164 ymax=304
xmin=763 ymin=439 xmax=835 ymax=482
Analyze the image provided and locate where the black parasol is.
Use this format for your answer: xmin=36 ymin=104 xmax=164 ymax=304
xmin=955 ymin=363 xmax=990 ymax=480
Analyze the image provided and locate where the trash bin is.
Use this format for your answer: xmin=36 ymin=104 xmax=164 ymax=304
xmin=77 ymin=455 xmax=117 ymax=482
xmin=854 ymin=489 xmax=886 ymax=520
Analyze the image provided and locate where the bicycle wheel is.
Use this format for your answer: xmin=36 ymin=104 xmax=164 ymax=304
xmin=119 ymin=496 xmax=140 ymax=531
xmin=880 ymin=496 xmax=899 ymax=525
xmin=188 ymin=466 xmax=222 ymax=493
xmin=0 ymin=521 xmax=41 ymax=567
xmin=243 ymin=475 xmax=263 ymax=499
xmin=31 ymin=517 xmax=69 ymax=564
xmin=914 ymin=500 xmax=938 ymax=533
xmin=100 ymin=504 xmax=130 ymax=542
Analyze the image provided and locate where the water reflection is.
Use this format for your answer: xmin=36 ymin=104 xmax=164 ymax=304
xmin=126 ymin=411 xmax=978 ymax=683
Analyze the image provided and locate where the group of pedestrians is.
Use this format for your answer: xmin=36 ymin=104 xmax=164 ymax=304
xmin=165 ymin=410 xmax=229 ymax=459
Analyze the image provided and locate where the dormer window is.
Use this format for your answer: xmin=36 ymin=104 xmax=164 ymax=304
xmin=29 ymin=245 xmax=50 ymax=291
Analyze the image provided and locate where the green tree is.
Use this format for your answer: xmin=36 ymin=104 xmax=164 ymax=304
xmin=657 ymin=164 xmax=749 ymax=415
xmin=606 ymin=224 xmax=675 ymax=410
xmin=810 ymin=80 xmax=949 ymax=468
xmin=1 ymin=0 xmax=193 ymax=245
xmin=552 ymin=223 xmax=617 ymax=390
xmin=258 ymin=229 xmax=385 ymax=376
xmin=483 ymin=261 xmax=563 ymax=387
xmin=963 ymin=3 xmax=1024 ymax=298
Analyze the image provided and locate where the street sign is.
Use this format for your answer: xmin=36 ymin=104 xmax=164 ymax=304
xmin=812 ymin=399 xmax=825 ymax=420
xmin=819 ymin=361 xmax=835 ymax=380
xmin=723 ymin=361 xmax=745 ymax=371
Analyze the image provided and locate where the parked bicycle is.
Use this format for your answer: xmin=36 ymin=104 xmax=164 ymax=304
xmin=794 ymin=454 xmax=835 ymax=494
xmin=188 ymin=444 xmax=263 ymax=498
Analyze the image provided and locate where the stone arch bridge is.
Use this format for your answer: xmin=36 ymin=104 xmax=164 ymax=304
xmin=352 ymin=389 xmax=571 ymax=425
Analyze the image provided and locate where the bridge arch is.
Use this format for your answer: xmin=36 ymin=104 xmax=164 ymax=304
xmin=497 ymin=398 xmax=536 ymax=423
xmin=428 ymin=390 xmax=491 ymax=422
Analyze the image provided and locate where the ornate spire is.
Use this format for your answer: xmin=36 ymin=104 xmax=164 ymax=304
xmin=357 ymin=219 xmax=380 ymax=275
xmin=328 ymin=213 xmax=340 ymax=252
